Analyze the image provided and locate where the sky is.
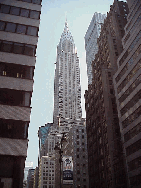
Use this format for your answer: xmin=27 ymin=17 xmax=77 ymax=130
xmin=26 ymin=0 xmax=118 ymax=168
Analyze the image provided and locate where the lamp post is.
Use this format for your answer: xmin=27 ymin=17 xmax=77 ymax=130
xmin=54 ymin=133 xmax=67 ymax=188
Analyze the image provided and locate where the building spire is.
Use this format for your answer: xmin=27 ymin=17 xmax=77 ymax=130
xmin=65 ymin=11 xmax=67 ymax=22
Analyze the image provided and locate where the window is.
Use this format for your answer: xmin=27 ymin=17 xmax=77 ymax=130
xmin=22 ymin=0 xmax=32 ymax=3
xmin=5 ymin=23 xmax=16 ymax=33
xmin=13 ymin=43 xmax=24 ymax=54
xmin=77 ymin=170 xmax=80 ymax=174
xmin=32 ymin=0 xmax=41 ymax=4
xmin=108 ymin=72 xmax=111 ymax=77
xmin=30 ymin=10 xmax=40 ymax=19
xmin=10 ymin=6 xmax=20 ymax=16
xmin=0 ymin=21 xmax=5 ymax=31
xmin=16 ymin=25 xmax=26 ymax=34
xmin=24 ymin=45 xmax=36 ymax=56
xmin=109 ymin=80 xmax=112 ymax=85
xmin=110 ymin=89 xmax=114 ymax=94
xmin=77 ymin=155 xmax=79 ymax=158
xmin=0 ymin=119 xmax=28 ymax=139
xmin=0 ymin=4 xmax=10 ymax=14
xmin=20 ymin=9 xmax=29 ymax=17
xmin=1 ymin=41 xmax=13 ymax=52
xmin=27 ymin=26 xmax=38 ymax=36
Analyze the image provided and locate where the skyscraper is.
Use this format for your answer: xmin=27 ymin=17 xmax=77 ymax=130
xmin=53 ymin=21 xmax=89 ymax=188
xmin=0 ymin=0 xmax=42 ymax=187
xmin=85 ymin=12 xmax=106 ymax=85
xmin=85 ymin=1 xmax=129 ymax=187
xmin=53 ymin=21 xmax=82 ymax=126
xmin=113 ymin=0 xmax=141 ymax=187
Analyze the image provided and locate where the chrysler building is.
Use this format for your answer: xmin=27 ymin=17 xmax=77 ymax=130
xmin=53 ymin=21 xmax=82 ymax=126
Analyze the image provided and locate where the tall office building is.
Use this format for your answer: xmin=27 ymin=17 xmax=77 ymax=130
xmin=27 ymin=168 xmax=35 ymax=188
xmin=113 ymin=0 xmax=141 ymax=187
xmin=24 ymin=161 xmax=34 ymax=185
xmin=38 ymin=156 xmax=55 ymax=188
xmin=85 ymin=12 xmax=106 ymax=85
xmin=85 ymin=1 xmax=129 ymax=187
xmin=38 ymin=123 xmax=52 ymax=160
xmin=56 ymin=123 xmax=89 ymax=188
xmin=53 ymin=21 xmax=82 ymax=126
xmin=0 ymin=0 xmax=42 ymax=187
xmin=53 ymin=21 xmax=89 ymax=188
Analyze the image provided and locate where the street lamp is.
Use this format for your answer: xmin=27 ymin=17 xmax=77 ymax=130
xmin=54 ymin=133 xmax=67 ymax=188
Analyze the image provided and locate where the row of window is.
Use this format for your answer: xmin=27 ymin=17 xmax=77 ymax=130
xmin=0 ymin=3 xmax=40 ymax=19
xmin=0 ymin=88 xmax=31 ymax=107
xmin=122 ymin=106 xmax=141 ymax=129
xmin=126 ymin=139 xmax=141 ymax=156
xmin=0 ymin=119 xmax=28 ymax=139
xmin=15 ymin=0 xmax=41 ymax=5
xmin=119 ymin=75 xmax=141 ymax=104
xmin=127 ymin=0 xmax=140 ymax=20
xmin=0 ymin=62 xmax=34 ymax=80
xmin=0 ymin=20 xmax=38 ymax=36
xmin=124 ymin=122 xmax=141 ymax=142
xmin=119 ymin=31 xmax=141 ymax=66
xmin=0 ymin=40 xmax=36 ymax=56
xmin=129 ymin=173 xmax=141 ymax=187
xmin=43 ymin=185 xmax=54 ymax=188
xmin=117 ymin=61 xmax=141 ymax=94
xmin=128 ymin=15 xmax=141 ymax=38
xmin=116 ymin=45 xmax=141 ymax=83
xmin=120 ymin=90 xmax=141 ymax=116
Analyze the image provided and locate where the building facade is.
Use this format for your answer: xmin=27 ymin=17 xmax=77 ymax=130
xmin=55 ymin=122 xmax=89 ymax=188
xmin=85 ymin=12 xmax=106 ymax=85
xmin=24 ymin=161 xmax=34 ymax=187
xmin=38 ymin=123 xmax=52 ymax=160
xmin=33 ymin=167 xmax=39 ymax=188
xmin=113 ymin=0 xmax=141 ymax=187
xmin=52 ymin=21 xmax=89 ymax=188
xmin=53 ymin=21 xmax=82 ymax=126
xmin=27 ymin=169 xmax=35 ymax=188
xmin=85 ymin=1 xmax=129 ymax=188
xmin=0 ymin=0 xmax=42 ymax=187
xmin=38 ymin=156 xmax=55 ymax=188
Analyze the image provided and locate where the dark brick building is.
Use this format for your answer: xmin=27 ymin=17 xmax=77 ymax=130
xmin=85 ymin=0 xmax=129 ymax=187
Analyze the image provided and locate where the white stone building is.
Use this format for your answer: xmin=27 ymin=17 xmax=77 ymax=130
xmin=85 ymin=12 xmax=106 ymax=85
xmin=53 ymin=21 xmax=82 ymax=126
xmin=38 ymin=156 xmax=55 ymax=188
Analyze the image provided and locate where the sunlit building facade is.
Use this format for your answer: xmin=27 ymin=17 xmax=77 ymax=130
xmin=85 ymin=12 xmax=106 ymax=85
xmin=38 ymin=156 xmax=55 ymax=188
xmin=53 ymin=21 xmax=82 ymax=126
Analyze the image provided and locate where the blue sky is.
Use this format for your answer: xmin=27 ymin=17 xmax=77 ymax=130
xmin=26 ymin=0 xmax=119 ymax=168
